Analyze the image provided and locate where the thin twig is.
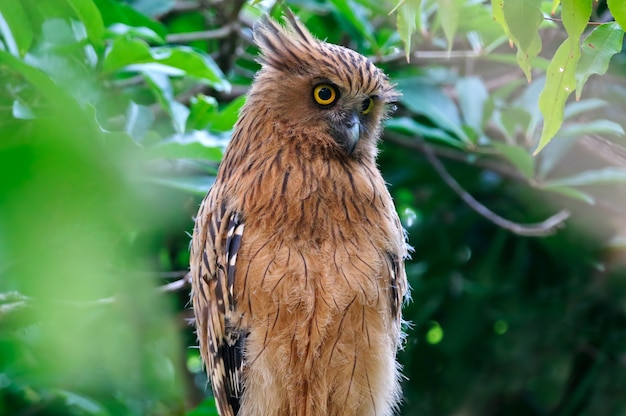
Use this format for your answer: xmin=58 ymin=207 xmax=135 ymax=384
xmin=0 ymin=273 xmax=192 ymax=319
xmin=166 ymin=24 xmax=237 ymax=43
xmin=421 ymin=142 xmax=570 ymax=236
xmin=158 ymin=274 xmax=192 ymax=293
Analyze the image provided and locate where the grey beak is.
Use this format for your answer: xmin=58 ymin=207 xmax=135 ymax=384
xmin=345 ymin=113 xmax=360 ymax=155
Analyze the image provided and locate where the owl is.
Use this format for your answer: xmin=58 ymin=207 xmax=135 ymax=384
xmin=190 ymin=11 xmax=408 ymax=416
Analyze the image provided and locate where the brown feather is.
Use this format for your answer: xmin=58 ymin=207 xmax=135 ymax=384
xmin=191 ymin=11 xmax=408 ymax=416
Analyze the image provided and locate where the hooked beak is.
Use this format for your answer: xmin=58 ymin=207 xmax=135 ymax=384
xmin=331 ymin=113 xmax=360 ymax=155
xmin=345 ymin=114 xmax=360 ymax=155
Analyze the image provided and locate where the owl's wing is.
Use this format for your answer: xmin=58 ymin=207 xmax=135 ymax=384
xmin=387 ymin=217 xmax=409 ymax=335
xmin=191 ymin=190 xmax=245 ymax=416
xmin=387 ymin=251 xmax=407 ymax=325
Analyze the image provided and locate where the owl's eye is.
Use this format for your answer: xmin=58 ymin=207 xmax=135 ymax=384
xmin=313 ymin=84 xmax=337 ymax=106
xmin=361 ymin=97 xmax=374 ymax=115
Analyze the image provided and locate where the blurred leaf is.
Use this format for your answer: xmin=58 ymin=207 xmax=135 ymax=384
xmin=515 ymin=32 xmax=541 ymax=81
xmin=55 ymin=389 xmax=109 ymax=416
xmin=437 ymin=0 xmax=461 ymax=51
xmin=0 ymin=50 xmax=86 ymax=121
xmin=503 ymin=0 xmax=542 ymax=50
xmin=125 ymin=101 xmax=154 ymax=142
xmin=128 ymin=0 xmax=175 ymax=17
xmin=536 ymin=133 xmax=579 ymax=179
xmin=93 ymin=0 xmax=167 ymax=40
xmin=210 ymin=95 xmax=247 ymax=132
xmin=107 ymin=23 xmax=165 ymax=44
xmin=147 ymin=131 xmax=224 ymax=161
xmin=187 ymin=94 xmax=218 ymax=131
xmin=551 ymin=0 xmax=561 ymax=15
xmin=490 ymin=0 xmax=511 ymax=40
xmin=563 ymin=98 xmax=607 ymax=119
xmin=147 ymin=176 xmax=215 ymax=195
xmin=575 ymin=22 xmax=623 ymax=99
xmin=143 ymin=71 xmax=188 ymax=134
xmin=65 ymin=0 xmax=105 ymax=47
xmin=393 ymin=0 xmax=422 ymax=62
xmin=397 ymin=81 xmax=471 ymax=146
xmin=608 ymin=0 xmax=626 ymax=30
xmin=456 ymin=76 xmax=488 ymax=134
xmin=491 ymin=142 xmax=535 ymax=179
xmin=559 ymin=120 xmax=625 ymax=138
xmin=0 ymin=1 xmax=32 ymax=56
xmin=541 ymin=184 xmax=595 ymax=204
xmin=104 ymin=37 xmax=230 ymax=90
xmin=12 ymin=101 xmax=35 ymax=120
xmin=494 ymin=106 xmax=531 ymax=141
xmin=543 ymin=167 xmax=626 ymax=187
xmin=328 ymin=0 xmax=377 ymax=48
xmin=385 ymin=117 xmax=465 ymax=148
xmin=187 ymin=397 xmax=219 ymax=416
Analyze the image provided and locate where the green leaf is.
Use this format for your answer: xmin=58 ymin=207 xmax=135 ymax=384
xmin=107 ymin=23 xmax=165 ymax=44
xmin=65 ymin=0 xmax=105 ymax=47
xmin=186 ymin=94 xmax=218 ymax=131
xmin=503 ymin=0 xmax=542 ymax=51
xmin=515 ymin=32 xmax=542 ymax=81
xmin=0 ymin=1 xmax=32 ymax=56
xmin=125 ymin=101 xmax=154 ymax=142
xmin=437 ymin=0 xmax=460 ymax=51
xmin=394 ymin=0 xmax=422 ymax=62
xmin=543 ymin=167 xmax=626 ymax=187
xmin=491 ymin=142 xmax=535 ymax=179
xmin=186 ymin=397 xmax=220 ymax=416
xmin=12 ymin=100 xmax=35 ymax=119
xmin=575 ymin=22 xmax=623 ymax=99
xmin=559 ymin=120 xmax=625 ymax=138
xmin=563 ymin=98 xmax=607 ymax=119
xmin=146 ymin=131 xmax=224 ymax=161
xmin=129 ymin=0 xmax=175 ymax=17
xmin=143 ymin=71 xmax=189 ymax=134
xmin=456 ymin=77 xmax=488 ymax=134
xmin=561 ymin=0 xmax=592 ymax=40
xmin=0 ymin=50 xmax=85 ymax=119
xmin=103 ymin=37 xmax=230 ymax=91
xmin=329 ymin=0 xmax=377 ymax=48
xmin=541 ymin=184 xmax=595 ymax=204
xmin=608 ymin=0 xmax=626 ymax=30
xmin=55 ymin=390 xmax=108 ymax=416
xmin=551 ymin=0 xmax=561 ymax=15
xmin=397 ymin=81 xmax=472 ymax=146
xmin=210 ymin=95 xmax=247 ymax=132
xmin=536 ymin=39 xmax=579 ymax=154
xmin=385 ymin=117 xmax=465 ymax=148
xmin=491 ymin=0 xmax=511 ymax=39
xmin=502 ymin=0 xmax=543 ymax=81
xmin=94 ymin=0 xmax=167 ymax=40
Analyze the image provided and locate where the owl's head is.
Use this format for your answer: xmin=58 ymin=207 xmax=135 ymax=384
xmin=248 ymin=11 xmax=398 ymax=160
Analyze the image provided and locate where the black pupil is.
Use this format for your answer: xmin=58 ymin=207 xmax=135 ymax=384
xmin=362 ymin=98 xmax=370 ymax=112
xmin=318 ymin=87 xmax=332 ymax=101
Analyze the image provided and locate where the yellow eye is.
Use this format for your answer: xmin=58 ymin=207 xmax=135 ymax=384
xmin=361 ymin=97 xmax=374 ymax=115
xmin=313 ymin=84 xmax=337 ymax=106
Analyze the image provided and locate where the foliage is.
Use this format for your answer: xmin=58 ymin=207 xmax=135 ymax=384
xmin=1 ymin=1 xmax=625 ymax=416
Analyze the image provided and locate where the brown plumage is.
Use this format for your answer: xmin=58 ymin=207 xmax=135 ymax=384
xmin=190 ymin=11 xmax=408 ymax=416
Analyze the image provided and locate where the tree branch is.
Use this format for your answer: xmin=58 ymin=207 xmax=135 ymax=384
xmin=421 ymin=141 xmax=570 ymax=236
xmin=166 ymin=24 xmax=238 ymax=43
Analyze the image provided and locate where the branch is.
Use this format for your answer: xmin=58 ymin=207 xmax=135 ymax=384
xmin=166 ymin=24 xmax=238 ymax=43
xmin=421 ymin=142 xmax=570 ymax=236
xmin=0 ymin=273 xmax=192 ymax=320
